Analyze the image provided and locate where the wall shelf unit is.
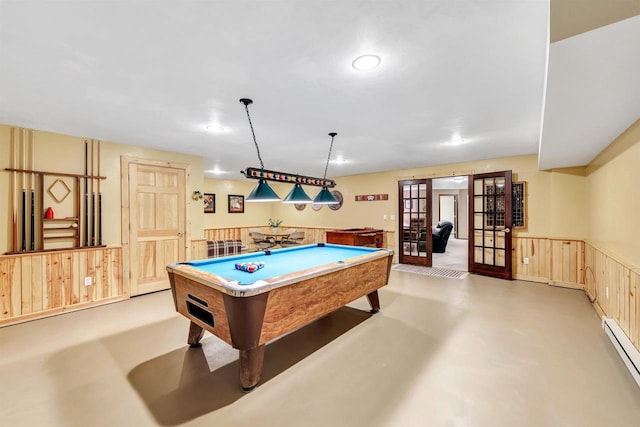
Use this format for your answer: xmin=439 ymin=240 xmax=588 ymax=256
xmin=4 ymin=167 xmax=106 ymax=254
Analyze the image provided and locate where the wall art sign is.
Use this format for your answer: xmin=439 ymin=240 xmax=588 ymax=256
xmin=203 ymin=193 xmax=215 ymax=213
xmin=228 ymin=194 xmax=244 ymax=213
xmin=355 ymin=194 xmax=388 ymax=202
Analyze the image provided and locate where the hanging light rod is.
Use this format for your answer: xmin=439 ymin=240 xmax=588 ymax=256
xmin=312 ymin=131 xmax=339 ymax=205
xmin=241 ymin=167 xmax=336 ymax=188
xmin=239 ymin=98 xmax=338 ymax=203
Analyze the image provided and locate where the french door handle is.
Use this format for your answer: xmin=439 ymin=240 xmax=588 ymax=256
xmin=503 ymin=228 xmax=511 ymax=234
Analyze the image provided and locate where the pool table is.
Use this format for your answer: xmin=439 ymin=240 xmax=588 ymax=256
xmin=166 ymin=243 xmax=394 ymax=391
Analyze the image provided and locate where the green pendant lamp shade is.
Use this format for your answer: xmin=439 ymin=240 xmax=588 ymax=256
xmin=246 ymin=179 xmax=281 ymax=202
xmin=313 ymin=186 xmax=338 ymax=204
xmin=283 ymin=183 xmax=313 ymax=204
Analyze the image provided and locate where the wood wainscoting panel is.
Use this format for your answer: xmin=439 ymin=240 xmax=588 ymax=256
xmin=0 ymin=257 xmax=21 ymax=319
xmin=512 ymin=237 xmax=585 ymax=289
xmin=191 ymin=239 xmax=209 ymax=260
xmin=513 ymin=237 xmax=551 ymax=283
xmin=631 ymin=271 xmax=640 ymax=349
xmin=584 ymin=243 xmax=598 ymax=307
xmin=610 ymin=257 xmax=630 ymax=333
xmin=204 ymin=228 xmax=246 ymax=242
xmin=20 ymin=254 xmax=45 ymax=314
xmin=618 ymin=265 xmax=632 ymax=337
xmin=593 ymin=245 xmax=609 ymax=317
xmin=550 ymin=240 xmax=585 ymax=289
xmin=0 ymin=247 xmax=125 ymax=326
xmin=584 ymin=241 xmax=640 ymax=357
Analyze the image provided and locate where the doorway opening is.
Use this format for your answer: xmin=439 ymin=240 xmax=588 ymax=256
xmin=431 ymin=176 xmax=469 ymax=272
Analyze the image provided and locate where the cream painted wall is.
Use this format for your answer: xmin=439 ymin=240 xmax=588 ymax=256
xmin=458 ymin=189 xmax=469 ymax=238
xmin=586 ymin=120 xmax=640 ymax=267
xmin=547 ymin=168 xmax=589 ymax=239
xmin=202 ymin=178 xmax=272 ymax=228
xmin=0 ymin=124 xmax=204 ymax=254
xmin=269 ymin=173 xmax=398 ymax=232
xmin=268 ymin=154 xmax=589 ymax=241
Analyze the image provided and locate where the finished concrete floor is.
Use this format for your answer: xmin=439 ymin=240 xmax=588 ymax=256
xmin=1 ymin=270 xmax=640 ymax=426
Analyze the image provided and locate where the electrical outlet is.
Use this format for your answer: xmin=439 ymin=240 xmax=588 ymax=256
xmin=84 ymin=277 xmax=92 ymax=287
xmin=605 ymin=287 xmax=609 ymax=299
xmin=390 ymin=214 xmax=396 ymax=221
xmin=523 ymin=257 xmax=529 ymax=265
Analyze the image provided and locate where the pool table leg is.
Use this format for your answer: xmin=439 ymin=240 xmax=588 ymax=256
xmin=366 ymin=290 xmax=380 ymax=313
xmin=187 ymin=321 xmax=205 ymax=349
xmin=239 ymin=344 xmax=266 ymax=392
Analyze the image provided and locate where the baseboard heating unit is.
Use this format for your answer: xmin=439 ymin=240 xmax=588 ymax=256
xmin=602 ymin=317 xmax=640 ymax=388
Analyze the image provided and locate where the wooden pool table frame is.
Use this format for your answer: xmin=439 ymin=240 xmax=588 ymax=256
xmin=166 ymin=246 xmax=394 ymax=391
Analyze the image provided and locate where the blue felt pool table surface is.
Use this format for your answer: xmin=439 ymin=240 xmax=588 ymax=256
xmin=185 ymin=243 xmax=381 ymax=285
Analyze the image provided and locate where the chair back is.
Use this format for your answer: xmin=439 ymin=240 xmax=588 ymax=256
xmin=250 ymin=232 xmax=275 ymax=249
xmin=250 ymin=232 xmax=267 ymax=242
xmin=288 ymin=231 xmax=305 ymax=241
xmin=281 ymin=231 xmax=305 ymax=247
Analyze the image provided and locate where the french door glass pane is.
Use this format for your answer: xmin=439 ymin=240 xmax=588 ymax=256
xmin=418 ymin=184 xmax=427 ymax=198
xmin=484 ymin=248 xmax=494 ymax=265
xmin=483 ymin=231 xmax=494 ymax=246
xmin=474 ymin=179 xmax=483 ymax=193
xmin=474 ymin=196 xmax=483 ymax=212
xmin=474 ymin=247 xmax=483 ymax=263
xmin=474 ymin=213 xmax=484 ymax=228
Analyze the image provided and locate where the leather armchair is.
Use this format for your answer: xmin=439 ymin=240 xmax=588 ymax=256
xmin=432 ymin=221 xmax=453 ymax=253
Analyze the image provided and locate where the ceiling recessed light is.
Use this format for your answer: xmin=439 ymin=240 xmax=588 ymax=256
xmin=448 ymin=136 xmax=466 ymax=146
xmin=352 ymin=54 xmax=381 ymax=71
xmin=207 ymin=167 xmax=224 ymax=175
xmin=205 ymin=125 xmax=224 ymax=133
xmin=332 ymin=155 xmax=347 ymax=165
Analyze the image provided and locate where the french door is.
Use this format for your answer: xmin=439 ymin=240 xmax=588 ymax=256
xmin=468 ymin=171 xmax=512 ymax=279
xmin=398 ymin=179 xmax=432 ymax=266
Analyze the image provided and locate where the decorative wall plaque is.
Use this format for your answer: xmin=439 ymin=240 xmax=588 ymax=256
xmin=355 ymin=194 xmax=388 ymax=202
xmin=328 ymin=190 xmax=343 ymax=211
xmin=48 ymin=178 xmax=72 ymax=203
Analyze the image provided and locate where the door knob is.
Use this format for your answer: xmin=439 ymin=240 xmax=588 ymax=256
xmin=503 ymin=228 xmax=511 ymax=234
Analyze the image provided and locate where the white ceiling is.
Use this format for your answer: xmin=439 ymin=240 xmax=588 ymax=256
xmin=539 ymin=15 xmax=640 ymax=169
xmin=0 ymin=1 xmax=637 ymax=180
